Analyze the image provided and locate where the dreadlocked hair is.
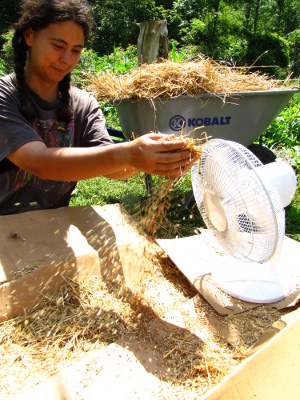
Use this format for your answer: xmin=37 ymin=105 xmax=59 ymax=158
xmin=12 ymin=0 xmax=93 ymax=124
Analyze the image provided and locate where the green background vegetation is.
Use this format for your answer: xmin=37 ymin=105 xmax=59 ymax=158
xmin=0 ymin=0 xmax=299 ymax=241
xmin=0 ymin=0 xmax=299 ymax=78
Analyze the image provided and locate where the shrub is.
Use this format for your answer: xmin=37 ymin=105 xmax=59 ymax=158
xmin=0 ymin=57 xmax=7 ymax=77
xmin=287 ymin=29 xmax=300 ymax=78
xmin=262 ymin=93 xmax=300 ymax=173
xmin=72 ymin=45 xmax=138 ymax=89
xmin=0 ymin=30 xmax=14 ymax=73
xmin=243 ymin=32 xmax=290 ymax=78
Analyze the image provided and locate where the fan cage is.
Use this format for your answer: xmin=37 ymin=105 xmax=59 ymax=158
xmin=192 ymin=139 xmax=285 ymax=263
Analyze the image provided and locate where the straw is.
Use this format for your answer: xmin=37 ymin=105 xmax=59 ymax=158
xmin=90 ymin=57 xmax=286 ymax=103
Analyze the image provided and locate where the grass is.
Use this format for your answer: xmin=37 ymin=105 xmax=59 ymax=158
xmin=70 ymin=174 xmax=148 ymax=211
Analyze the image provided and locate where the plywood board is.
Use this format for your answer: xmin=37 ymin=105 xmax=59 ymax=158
xmin=202 ymin=307 xmax=300 ymax=400
xmin=157 ymin=230 xmax=300 ymax=314
xmin=0 ymin=205 xmax=156 ymax=321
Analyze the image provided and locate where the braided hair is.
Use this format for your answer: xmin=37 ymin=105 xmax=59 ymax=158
xmin=12 ymin=0 xmax=93 ymax=123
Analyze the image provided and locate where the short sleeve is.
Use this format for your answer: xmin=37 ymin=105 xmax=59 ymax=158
xmin=0 ymin=75 xmax=42 ymax=162
xmin=70 ymin=87 xmax=114 ymax=148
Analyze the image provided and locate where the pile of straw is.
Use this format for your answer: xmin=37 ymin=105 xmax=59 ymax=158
xmin=0 ymin=259 xmax=284 ymax=399
xmin=90 ymin=56 xmax=285 ymax=102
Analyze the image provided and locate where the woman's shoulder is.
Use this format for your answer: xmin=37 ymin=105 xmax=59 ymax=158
xmin=70 ymin=86 xmax=100 ymax=111
xmin=0 ymin=73 xmax=18 ymax=89
xmin=70 ymin=85 xmax=97 ymax=102
xmin=0 ymin=74 xmax=20 ymax=103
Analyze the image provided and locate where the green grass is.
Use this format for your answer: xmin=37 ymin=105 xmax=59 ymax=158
xmin=286 ymin=192 xmax=300 ymax=242
xmin=70 ymin=174 xmax=148 ymax=212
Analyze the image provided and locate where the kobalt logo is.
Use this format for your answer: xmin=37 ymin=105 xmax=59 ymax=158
xmin=169 ymin=115 xmax=232 ymax=131
xmin=169 ymin=115 xmax=186 ymax=131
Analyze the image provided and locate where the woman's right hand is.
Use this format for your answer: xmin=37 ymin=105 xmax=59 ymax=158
xmin=127 ymin=133 xmax=195 ymax=177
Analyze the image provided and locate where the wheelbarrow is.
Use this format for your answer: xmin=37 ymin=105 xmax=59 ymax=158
xmin=114 ymin=89 xmax=299 ymax=198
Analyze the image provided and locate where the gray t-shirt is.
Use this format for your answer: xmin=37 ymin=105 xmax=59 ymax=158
xmin=0 ymin=74 xmax=113 ymax=214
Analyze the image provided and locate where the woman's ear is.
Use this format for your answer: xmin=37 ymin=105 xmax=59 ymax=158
xmin=23 ymin=27 xmax=34 ymax=46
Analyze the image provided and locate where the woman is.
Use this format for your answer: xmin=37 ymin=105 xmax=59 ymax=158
xmin=0 ymin=0 xmax=193 ymax=215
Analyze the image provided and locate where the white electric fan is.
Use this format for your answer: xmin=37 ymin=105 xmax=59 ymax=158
xmin=191 ymin=139 xmax=297 ymax=303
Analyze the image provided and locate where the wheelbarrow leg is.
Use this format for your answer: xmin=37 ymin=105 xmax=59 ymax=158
xmin=248 ymin=137 xmax=276 ymax=165
xmin=179 ymin=189 xmax=194 ymax=214
xmin=145 ymin=174 xmax=154 ymax=197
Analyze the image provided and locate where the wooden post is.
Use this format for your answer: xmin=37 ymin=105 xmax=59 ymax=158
xmin=137 ymin=20 xmax=168 ymax=65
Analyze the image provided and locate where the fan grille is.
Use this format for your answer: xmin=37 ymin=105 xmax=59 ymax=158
xmin=192 ymin=139 xmax=285 ymax=263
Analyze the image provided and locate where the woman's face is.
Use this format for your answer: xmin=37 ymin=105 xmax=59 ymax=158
xmin=24 ymin=20 xmax=85 ymax=87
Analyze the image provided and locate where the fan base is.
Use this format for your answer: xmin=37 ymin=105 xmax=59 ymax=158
xmin=213 ymin=264 xmax=290 ymax=303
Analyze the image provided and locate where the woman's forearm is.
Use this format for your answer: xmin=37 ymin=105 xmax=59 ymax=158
xmin=8 ymin=141 xmax=133 ymax=180
xmin=8 ymin=133 xmax=194 ymax=181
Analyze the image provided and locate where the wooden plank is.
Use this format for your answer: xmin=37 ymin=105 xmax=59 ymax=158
xmin=0 ymin=205 xmax=156 ymax=321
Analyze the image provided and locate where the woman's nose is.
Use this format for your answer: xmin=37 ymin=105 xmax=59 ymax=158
xmin=60 ymin=50 xmax=72 ymax=65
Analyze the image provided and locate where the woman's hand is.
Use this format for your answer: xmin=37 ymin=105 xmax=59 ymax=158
xmin=126 ymin=133 xmax=195 ymax=177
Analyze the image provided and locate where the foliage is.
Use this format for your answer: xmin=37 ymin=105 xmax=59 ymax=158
xmin=213 ymin=5 xmax=248 ymax=63
xmin=72 ymin=45 xmax=138 ymax=89
xmin=243 ymin=32 xmax=290 ymax=78
xmin=0 ymin=0 xmax=299 ymax=79
xmin=287 ymin=29 xmax=300 ymax=78
xmin=169 ymin=41 xmax=183 ymax=62
xmin=177 ymin=11 xmax=247 ymax=62
xmin=88 ymin=0 xmax=158 ymax=55
xmin=179 ymin=18 xmax=208 ymax=48
xmin=0 ymin=30 xmax=14 ymax=74
xmin=0 ymin=0 xmax=20 ymax=37
xmin=0 ymin=57 xmax=7 ymax=77
xmin=262 ymin=94 xmax=300 ymax=171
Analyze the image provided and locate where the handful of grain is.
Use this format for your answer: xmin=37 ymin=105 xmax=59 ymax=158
xmin=135 ymin=130 xmax=207 ymax=238
xmin=159 ymin=128 xmax=209 ymax=159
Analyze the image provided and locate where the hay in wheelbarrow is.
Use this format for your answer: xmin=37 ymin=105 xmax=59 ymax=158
xmin=90 ymin=56 xmax=288 ymax=102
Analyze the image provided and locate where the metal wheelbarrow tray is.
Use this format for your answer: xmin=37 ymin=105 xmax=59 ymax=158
xmin=115 ymin=89 xmax=299 ymax=146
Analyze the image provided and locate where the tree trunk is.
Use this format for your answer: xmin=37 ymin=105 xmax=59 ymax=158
xmin=212 ymin=0 xmax=221 ymax=41
xmin=137 ymin=20 xmax=169 ymax=65
xmin=253 ymin=0 xmax=260 ymax=33
xmin=245 ymin=1 xmax=252 ymax=30
xmin=276 ymin=0 xmax=285 ymax=34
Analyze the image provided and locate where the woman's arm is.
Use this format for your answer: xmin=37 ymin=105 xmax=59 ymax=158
xmin=7 ymin=133 xmax=194 ymax=181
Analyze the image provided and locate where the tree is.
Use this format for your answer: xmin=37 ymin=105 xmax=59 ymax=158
xmin=0 ymin=0 xmax=21 ymax=46
xmin=207 ymin=0 xmax=221 ymax=44
xmin=88 ymin=0 xmax=158 ymax=55
xmin=244 ymin=32 xmax=290 ymax=77
xmin=0 ymin=0 xmax=298 ymax=78
xmin=253 ymin=0 xmax=261 ymax=33
xmin=288 ymin=29 xmax=300 ymax=77
xmin=282 ymin=0 xmax=300 ymax=34
xmin=276 ymin=0 xmax=285 ymax=33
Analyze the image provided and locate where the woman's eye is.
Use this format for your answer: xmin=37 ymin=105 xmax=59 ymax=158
xmin=53 ymin=44 xmax=63 ymax=49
